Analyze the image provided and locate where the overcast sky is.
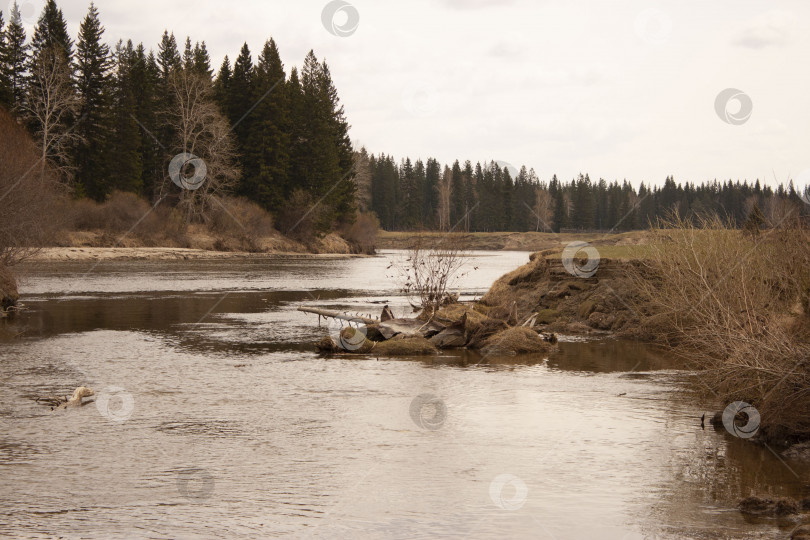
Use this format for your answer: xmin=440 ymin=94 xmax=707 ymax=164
xmin=14 ymin=0 xmax=810 ymax=188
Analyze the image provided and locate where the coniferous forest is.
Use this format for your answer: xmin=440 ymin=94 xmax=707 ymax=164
xmin=0 ymin=0 xmax=355 ymax=237
xmin=1 ymin=0 xmax=808 ymax=237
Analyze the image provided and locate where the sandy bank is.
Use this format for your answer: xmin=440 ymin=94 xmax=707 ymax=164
xmin=28 ymin=246 xmax=366 ymax=262
xmin=30 ymin=230 xmax=363 ymax=261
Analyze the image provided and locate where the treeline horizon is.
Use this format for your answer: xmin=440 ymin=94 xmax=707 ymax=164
xmin=358 ymin=152 xmax=810 ymax=233
xmin=2 ymin=1 xmax=808 ymax=241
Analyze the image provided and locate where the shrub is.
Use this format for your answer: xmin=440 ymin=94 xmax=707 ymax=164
xmin=276 ymin=189 xmax=327 ymax=244
xmin=342 ymin=211 xmax=379 ymax=254
xmin=71 ymin=191 xmax=155 ymax=233
xmin=633 ymin=213 xmax=810 ymax=437
xmin=0 ymin=107 xmax=63 ymax=266
xmin=394 ymin=234 xmax=470 ymax=316
xmin=207 ymin=196 xmax=274 ymax=252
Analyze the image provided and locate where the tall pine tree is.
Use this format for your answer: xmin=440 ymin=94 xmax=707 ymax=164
xmin=242 ymin=38 xmax=288 ymax=211
xmin=74 ymin=2 xmax=112 ymax=200
xmin=108 ymin=40 xmax=142 ymax=193
xmin=0 ymin=10 xmax=10 ymax=107
xmin=2 ymin=2 xmax=27 ymax=109
xmin=30 ymin=0 xmax=72 ymax=63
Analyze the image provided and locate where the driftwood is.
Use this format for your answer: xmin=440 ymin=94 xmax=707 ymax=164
xmin=36 ymin=387 xmax=95 ymax=410
xmin=378 ymin=318 xmax=444 ymax=340
xmin=300 ymin=302 xmax=558 ymax=354
xmin=430 ymin=327 xmax=467 ymax=348
xmin=297 ymin=307 xmax=376 ymax=325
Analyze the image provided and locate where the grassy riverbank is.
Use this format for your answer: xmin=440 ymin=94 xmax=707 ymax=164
xmin=479 ymin=217 xmax=810 ymax=441
xmin=377 ymin=230 xmax=651 ymax=253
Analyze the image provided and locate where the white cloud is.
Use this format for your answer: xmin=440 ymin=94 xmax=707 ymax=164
xmin=437 ymin=0 xmax=517 ymax=10
xmin=732 ymin=10 xmax=793 ymax=49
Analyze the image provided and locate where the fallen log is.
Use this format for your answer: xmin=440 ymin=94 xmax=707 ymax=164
xmin=378 ymin=318 xmax=444 ymax=339
xmin=297 ymin=307 xmax=376 ymax=325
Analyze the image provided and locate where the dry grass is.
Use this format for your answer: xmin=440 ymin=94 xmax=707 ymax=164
xmin=373 ymin=336 xmax=437 ymax=356
xmin=377 ymin=230 xmax=652 ymax=252
xmin=480 ymin=326 xmax=550 ymax=356
xmin=633 ymin=214 xmax=810 ymax=437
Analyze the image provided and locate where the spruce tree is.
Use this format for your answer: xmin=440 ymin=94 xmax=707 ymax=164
xmin=213 ymin=55 xmax=231 ymax=110
xmin=319 ymin=58 xmax=355 ymax=224
xmin=109 ymin=40 xmax=142 ymax=193
xmin=192 ymin=41 xmax=212 ymax=80
xmin=182 ymin=36 xmax=193 ymax=70
xmin=228 ymin=43 xmax=254 ymax=135
xmin=155 ymin=31 xmax=180 ymax=194
xmin=0 ymin=10 xmax=10 ymax=107
xmin=156 ymin=31 xmax=180 ymax=87
xmin=30 ymin=0 xmax=73 ymax=63
xmin=134 ymin=47 xmax=161 ymax=198
xmin=2 ymin=2 xmax=27 ymax=108
xmin=449 ymin=160 xmax=464 ymax=226
xmin=285 ymin=66 xmax=305 ymax=192
xmin=288 ymin=50 xmax=346 ymax=231
xmin=74 ymin=2 xmax=113 ymax=200
xmin=243 ymin=38 xmax=288 ymax=211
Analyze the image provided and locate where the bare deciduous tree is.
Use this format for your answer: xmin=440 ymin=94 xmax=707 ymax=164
xmin=437 ymin=168 xmax=452 ymax=231
xmin=353 ymin=148 xmax=372 ymax=213
xmin=533 ymin=188 xmax=554 ymax=232
xmin=162 ymin=69 xmax=240 ymax=221
xmin=22 ymin=48 xmax=84 ymax=183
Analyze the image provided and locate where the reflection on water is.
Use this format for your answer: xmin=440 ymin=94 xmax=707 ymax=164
xmin=0 ymin=252 xmax=807 ymax=539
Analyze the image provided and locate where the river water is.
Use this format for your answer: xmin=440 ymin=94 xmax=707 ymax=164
xmin=0 ymin=251 xmax=806 ymax=539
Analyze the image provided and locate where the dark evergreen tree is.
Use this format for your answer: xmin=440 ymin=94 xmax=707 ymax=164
xmin=0 ymin=10 xmax=10 ymax=107
xmin=423 ymin=157 xmax=441 ymax=228
xmin=2 ymin=2 xmax=28 ymax=109
xmin=242 ymin=38 xmax=288 ymax=211
xmin=319 ymin=58 xmax=355 ymax=224
xmin=213 ymin=55 xmax=231 ymax=110
xmin=30 ymin=0 xmax=73 ymax=63
xmin=227 ymin=42 xmax=254 ymax=141
xmin=74 ymin=2 xmax=112 ymax=200
xmin=133 ymin=47 xmax=161 ymax=198
xmin=449 ymin=160 xmax=464 ymax=226
xmin=156 ymin=31 xmax=180 ymax=87
xmin=192 ymin=41 xmax=212 ymax=80
xmin=107 ymin=40 xmax=142 ymax=193
xmin=182 ymin=36 xmax=193 ymax=70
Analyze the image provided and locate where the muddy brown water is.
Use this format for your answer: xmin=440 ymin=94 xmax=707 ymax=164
xmin=0 ymin=251 xmax=807 ymax=539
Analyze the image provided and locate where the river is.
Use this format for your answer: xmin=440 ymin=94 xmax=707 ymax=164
xmin=0 ymin=250 xmax=806 ymax=539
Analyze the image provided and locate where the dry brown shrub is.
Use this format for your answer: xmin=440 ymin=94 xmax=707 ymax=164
xmin=342 ymin=211 xmax=379 ymax=254
xmin=71 ymin=191 xmax=153 ymax=233
xmin=207 ymin=196 xmax=274 ymax=252
xmin=0 ymin=107 xmax=64 ymax=267
xmin=394 ymin=234 xmax=470 ymax=316
xmin=67 ymin=191 xmax=189 ymax=247
xmin=633 ymin=213 xmax=810 ymax=437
